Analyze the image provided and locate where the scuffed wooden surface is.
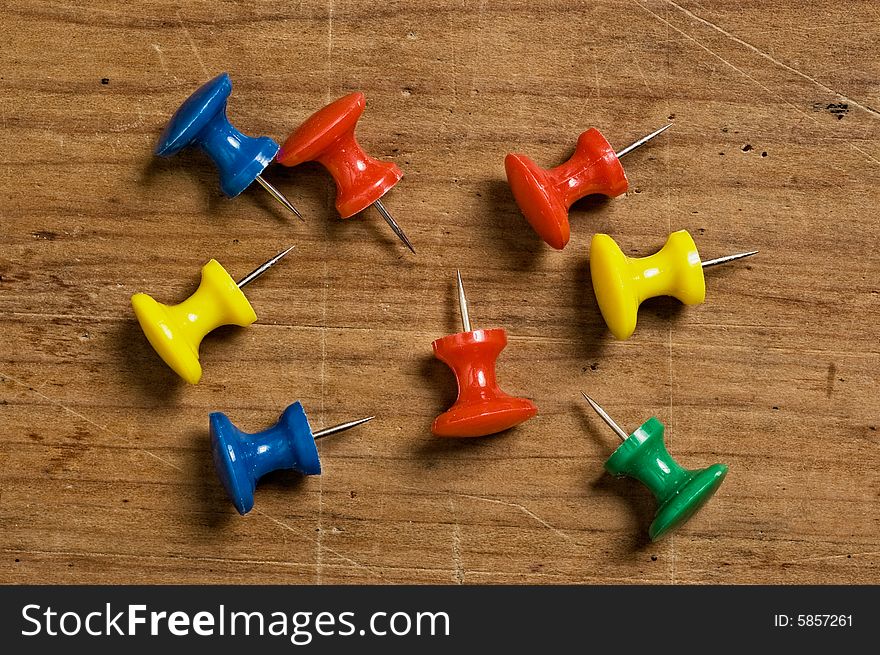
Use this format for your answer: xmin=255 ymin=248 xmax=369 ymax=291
xmin=1 ymin=0 xmax=878 ymax=584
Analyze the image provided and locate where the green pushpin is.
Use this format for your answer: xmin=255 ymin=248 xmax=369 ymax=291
xmin=582 ymin=393 xmax=728 ymax=541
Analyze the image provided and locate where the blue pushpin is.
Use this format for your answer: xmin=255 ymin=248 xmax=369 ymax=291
xmin=210 ymin=401 xmax=374 ymax=515
xmin=155 ymin=72 xmax=303 ymax=219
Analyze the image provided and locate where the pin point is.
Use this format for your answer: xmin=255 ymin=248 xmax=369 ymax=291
xmin=131 ymin=246 xmax=294 ymax=384
xmin=211 ymin=402 xmax=374 ymax=514
xmin=155 ymin=73 xmax=303 ymax=219
xmin=276 ymin=92 xmax=414 ymax=253
xmin=590 ymin=230 xmax=757 ymax=340
xmin=582 ymin=393 xmax=728 ymax=541
xmin=431 ymin=271 xmax=537 ymax=437
xmin=505 ymin=124 xmax=670 ymax=249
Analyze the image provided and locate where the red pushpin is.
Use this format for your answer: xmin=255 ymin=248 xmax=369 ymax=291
xmin=431 ymin=271 xmax=537 ymax=438
xmin=505 ymin=124 xmax=671 ymax=249
xmin=276 ymin=92 xmax=414 ymax=254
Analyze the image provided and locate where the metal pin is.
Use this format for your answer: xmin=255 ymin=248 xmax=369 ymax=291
xmin=254 ymin=174 xmax=304 ymax=221
xmin=615 ymin=124 xmax=673 ymax=159
xmin=374 ymin=199 xmax=416 ymax=254
xmin=456 ymin=269 xmax=472 ymax=333
xmin=313 ymin=416 xmax=375 ymax=440
xmin=702 ymin=250 xmax=759 ymax=268
xmin=582 ymin=392 xmax=630 ymax=442
xmin=236 ymin=245 xmax=295 ymax=288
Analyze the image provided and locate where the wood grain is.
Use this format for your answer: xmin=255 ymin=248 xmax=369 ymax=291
xmin=1 ymin=0 xmax=878 ymax=584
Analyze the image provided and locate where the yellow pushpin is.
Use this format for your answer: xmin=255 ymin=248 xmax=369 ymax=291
xmin=590 ymin=230 xmax=756 ymax=340
xmin=131 ymin=246 xmax=294 ymax=384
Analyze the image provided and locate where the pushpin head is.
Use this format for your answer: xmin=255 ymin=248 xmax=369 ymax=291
xmin=210 ymin=402 xmax=321 ymax=515
xmin=505 ymin=128 xmax=628 ymax=249
xmin=131 ymin=259 xmax=257 ymax=384
xmin=155 ymin=73 xmax=280 ymax=198
xmin=590 ymin=230 xmax=706 ymax=340
xmin=277 ymin=92 xmax=403 ymax=218
xmin=605 ymin=416 xmax=728 ymax=541
xmin=432 ymin=328 xmax=537 ymax=437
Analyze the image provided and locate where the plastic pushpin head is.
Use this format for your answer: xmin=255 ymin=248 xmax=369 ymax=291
xmin=155 ymin=73 xmax=280 ymax=198
xmin=432 ymin=328 xmax=537 ymax=437
xmin=590 ymin=230 xmax=706 ymax=340
xmin=131 ymin=259 xmax=257 ymax=384
xmin=210 ymin=402 xmax=321 ymax=515
xmin=276 ymin=92 xmax=402 ymax=218
xmin=605 ymin=416 xmax=728 ymax=541
xmin=505 ymin=128 xmax=628 ymax=249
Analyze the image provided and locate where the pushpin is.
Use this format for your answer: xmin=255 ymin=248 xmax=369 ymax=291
xmin=582 ymin=393 xmax=727 ymax=541
xmin=431 ymin=271 xmax=537 ymax=437
xmin=505 ymin=124 xmax=671 ymax=249
xmin=210 ymin=402 xmax=374 ymax=514
xmin=155 ymin=73 xmax=303 ymax=219
xmin=276 ymin=92 xmax=414 ymax=253
xmin=131 ymin=246 xmax=294 ymax=384
xmin=590 ymin=229 xmax=757 ymax=340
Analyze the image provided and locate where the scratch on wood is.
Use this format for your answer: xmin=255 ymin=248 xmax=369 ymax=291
xmin=151 ymin=44 xmax=176 ymax=80
xmin=681 ymin=549 xmax=880 ymax=579
xmin=631 ymin=0 xmax=880 ymax=170
xmin=469 ymin=0 xmax=487 ymax=94
xmin=2 ymin=546 xmax=386 ymax=577
xmin=315 ymin=261 xmax=329 ymax=584
xmin=2 ymin=547 xmax=663 ymax=583
xmin=0 ymin=370 xmax=183 ymax=472
xmin=781 ymin=550 xmax=880 ymax=566
xmin=449 ymin=498 xmax=465 ymax=584
xmin=325 ymin=0 xmax=334 ymax=100
xmin=660 ymin=0 xmax=880 ymax=118
xmin=631 ymin=51 xmax=653 ymax=96
xmin=394 ymin=483 xmax=581 ymax=546
xmin=256 ymin=510 xmax=383 ymax=579
xmin=176 ymin=11 xmax=209 ymax=77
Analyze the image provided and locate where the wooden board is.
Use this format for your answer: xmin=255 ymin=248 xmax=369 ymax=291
xmin=1 ymin=0 xmax=878 ymax=584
